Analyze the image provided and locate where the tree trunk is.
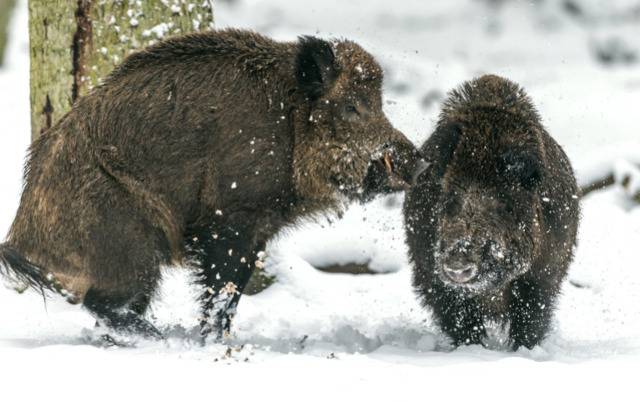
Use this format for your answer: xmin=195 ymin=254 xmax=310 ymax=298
xmin=0 ymin=0 xmax=16 ymax=66
xmin=28 ymin=0 xmax=214 ymax=140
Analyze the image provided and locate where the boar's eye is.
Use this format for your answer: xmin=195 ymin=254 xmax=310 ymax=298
xmin=343 ymin=104 xmax=361 ymax=120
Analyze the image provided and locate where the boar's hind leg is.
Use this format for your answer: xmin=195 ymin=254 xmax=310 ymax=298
xmin=80 ymin=184 xmax=166 ymax=340
xmin=508 ymin=278 xmax=556 ymax=350
xmin=83 ymin=286 xmax=163 ymax=340
xmin=186 ymin=220 xmax=260 ymax=342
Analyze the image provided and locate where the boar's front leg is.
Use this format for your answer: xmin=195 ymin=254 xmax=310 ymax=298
xmin=508 ymin=277 xmax=557 ymax=350
xmin=431 ymin=288 xmax=486 ymax=347
xmin=186 ymin=216 xmax=260 ymax=342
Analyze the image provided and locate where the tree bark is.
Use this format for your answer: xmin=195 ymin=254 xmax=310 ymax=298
xmin=0 ymin=0 xmax=16 ymax=66
xmin=28 ymin=0 xmax=214 ymax=140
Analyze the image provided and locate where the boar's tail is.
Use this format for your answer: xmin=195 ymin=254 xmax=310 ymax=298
xmin=0 ymin=244 xmax=75 ymax=301
xmin=0 ymin=243 xmax=49 ymax=290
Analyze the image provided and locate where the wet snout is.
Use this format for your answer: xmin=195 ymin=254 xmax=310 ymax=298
xmin=440 ymin=239 xmax=479 ymax=283
xmin=443 ymin=263 xmax=478 ymax=284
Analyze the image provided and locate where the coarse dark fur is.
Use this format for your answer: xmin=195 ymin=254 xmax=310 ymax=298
xmin=0 ymin=29 xmax=424 ymax=340
xmin=404 ymin=75 xmax=580 ymax=350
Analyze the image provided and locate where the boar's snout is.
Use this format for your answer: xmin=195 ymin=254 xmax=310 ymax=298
xmin=438 ymin=236 xmax=511 ymax=289
xmin=443 ymin=264 xmax=478 ymax=284
xmin=440 ymin=239 xmax=480 ymax=284
xmin=361 ymin=139 xmax=428 ymax=200
xmin=382 ymin=131 xmax=430 ymax=189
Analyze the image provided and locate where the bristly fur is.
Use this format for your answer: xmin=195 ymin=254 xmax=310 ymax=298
xmin=103 ymin=28 xmax=286 ymax=84
xmin=2 ymin=28 xmax=421 ymax=340
xmin=404 ymin=75 xmax=580 ymax=350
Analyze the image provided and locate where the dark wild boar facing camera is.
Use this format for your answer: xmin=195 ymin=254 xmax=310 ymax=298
xmin=0 ymin=29 xmax=424 ymax=341
xmin=404 ymin=75 xmax=580 ymax=350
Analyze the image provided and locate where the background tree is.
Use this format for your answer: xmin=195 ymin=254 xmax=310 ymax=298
xmin=28 ymin=0 xmax=214 ymax=140
xmin=0 ymin=0 xmax=16 ymax=65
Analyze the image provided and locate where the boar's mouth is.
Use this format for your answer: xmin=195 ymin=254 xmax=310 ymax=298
xmin=359 ymin=149 xmax=429 ymax=202
xmin=358 ymin=152 xmax=407 ymax=202
xmin=382 ymin=152 xmax=412 ymax=190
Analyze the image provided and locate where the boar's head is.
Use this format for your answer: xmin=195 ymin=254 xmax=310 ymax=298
xmin=431 ymin=115 xmax=544 ymax=295
xmin=293 ymin=36 xmax=426 ymax=205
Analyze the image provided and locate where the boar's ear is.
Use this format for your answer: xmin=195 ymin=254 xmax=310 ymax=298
xmin=296 ymin=36 xmax=338 ymax=101
xmin=498 ymin=150 xmax=544 ymax=190
xmin=428 ymin=122 xmax=461 ymax=178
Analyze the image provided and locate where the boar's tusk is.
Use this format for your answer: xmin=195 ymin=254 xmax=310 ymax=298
xmin=383 ymin=152 xmax=394 ymax=176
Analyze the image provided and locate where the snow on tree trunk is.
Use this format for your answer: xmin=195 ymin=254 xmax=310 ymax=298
xmin=0 ymin=0 xmax=16 ymax=66
xmin=28 ymin=0 xmax=214 ymax=141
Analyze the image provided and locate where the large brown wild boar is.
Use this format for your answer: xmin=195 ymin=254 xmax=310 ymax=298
xmin=0 ymin=29 xmax=425 ymax=340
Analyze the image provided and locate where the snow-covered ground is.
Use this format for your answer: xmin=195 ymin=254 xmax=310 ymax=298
xmin=2 ymin=0 xmax=640 ymax=400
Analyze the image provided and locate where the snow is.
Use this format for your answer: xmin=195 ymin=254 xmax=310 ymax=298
xmin=142 ymin=22 xmax=176 ymax=39
xmin=2 ymin=0 xmax=640 ymax=400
